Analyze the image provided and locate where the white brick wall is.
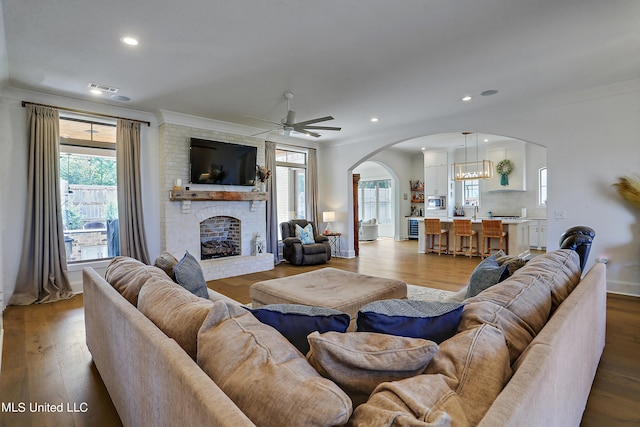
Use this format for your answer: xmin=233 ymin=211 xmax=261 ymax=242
xmin=159 ymin=123 xmax=273 ymax=280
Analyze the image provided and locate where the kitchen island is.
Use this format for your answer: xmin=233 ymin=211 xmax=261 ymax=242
xmin=417 ymin=217 xmax=532 ymax=258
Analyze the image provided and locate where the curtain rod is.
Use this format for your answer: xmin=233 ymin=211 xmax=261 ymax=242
xmin=21 ymin=101 xmax=151 ymax=127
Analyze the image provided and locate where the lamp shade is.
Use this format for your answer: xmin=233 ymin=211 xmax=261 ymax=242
xmin=323 ymin=211 xmax=336 ymax=222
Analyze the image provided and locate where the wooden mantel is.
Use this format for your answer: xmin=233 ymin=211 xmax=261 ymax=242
xmin=170 ymin=190 xmax=268 ymax=202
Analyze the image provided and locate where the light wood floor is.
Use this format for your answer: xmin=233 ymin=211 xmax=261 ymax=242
xmin=0 ymin=239 xmax=638 ymax=426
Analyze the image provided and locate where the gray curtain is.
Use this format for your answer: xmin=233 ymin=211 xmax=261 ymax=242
xmin=265 ymin=141 xmax=280 ymax=263
xmin=307 ymin=148 xmax=319 ymax=225
xmin=10 ymin=105 xmax=73 ymax=305
xmin=116 ymin=119 xmax=150 ymax=264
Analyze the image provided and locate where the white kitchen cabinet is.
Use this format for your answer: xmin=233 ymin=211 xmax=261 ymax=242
xmin=424 ymin=151 xmax=448 ymax=168
xmin=424 ymin=165 xmax=448 ymax=195
xmin=529 ymin=220 xmax=547 ymax=249
xmin=423 ymin=151 xmax=448 ymax=196
xmin=486 ymin=141 xmax=526 ymax=192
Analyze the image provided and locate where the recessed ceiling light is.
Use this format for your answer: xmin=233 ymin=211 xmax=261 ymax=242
xmin=111 ymin=95 xmax=131 ymax=102
xmin=421 ymin=147 xmax=426 ymax=151
xmin=461 ymin=96 xmax=472 ymax=102
xmin=370 ymin=117 xmax=379 ymax=122
xmin=120 ymin=36 xmax=139 ymax=46
xmin=90 ymin=89 xmax=102 ymax=95
xmin=480 ymin=89 xmax=499 ymax=96
xmin=483 ymin=138 xmax=489 ymax=142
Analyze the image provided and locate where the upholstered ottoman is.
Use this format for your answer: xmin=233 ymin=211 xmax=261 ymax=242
xmin=250 ymin=268 xmax=407 ymax=325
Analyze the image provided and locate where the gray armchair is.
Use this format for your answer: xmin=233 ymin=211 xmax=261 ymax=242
xmin=280 ymin=219 xmax=331 ymax=265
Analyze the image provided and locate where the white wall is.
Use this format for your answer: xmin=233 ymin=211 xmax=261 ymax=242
xmin=0 ymin=88 xmax=160 ymax=300
xmin=318 ymin=80 xmax=640 ymax=295
xmin=2 ymin=81 xmax=639 ymax=301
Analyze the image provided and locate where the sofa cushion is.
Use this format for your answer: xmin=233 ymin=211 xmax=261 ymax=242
xmin=307 ymin=331 xmax=438 ymax=407
xmin=460 ymin=267 xmax=553 ymax=363
xmin=295 ymin=223 xmax=315 ymax=244
xmin=137 ymin=276 xmax=213 ymax=359
xmin=356 ymin=300 xmax=464 ymax=343
xmin=173 ymin=251 xmax=210 ymax=299
xmin=153 ymin=251 xmax=179 ymax=279
xmin=250 ymin=304 xmax=350 ymax=354
xmin=105 ymin=256 xmax=168 ymax=306
xmin=351 ymin=324 xmax=510 ymax=426
xmin=350 ymin=374 xmax=470 ymax=426
xmin=197 ymin=300 xmax=352 ymax=427
xmin=425 ymin=324 xmax=512 ymax=424
xmin=511 ymin=249 xmax=581 ymax=311
xmin=466 ymin=254 xmax=510 ymax=298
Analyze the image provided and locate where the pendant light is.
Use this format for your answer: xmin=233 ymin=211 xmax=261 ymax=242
xmin=452 ymin=132 xmax=493 ymax=181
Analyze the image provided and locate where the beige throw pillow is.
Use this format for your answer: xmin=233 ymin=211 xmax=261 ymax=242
xmin=307 ymin=331 xmax=439 ymax=406
xmin=153 ymin=251 xmax=179 ymax=279
xmin=137 ymin=276 xmax=213 ymax=360
xmin=197 ymin=300 xmax=352 ymax=427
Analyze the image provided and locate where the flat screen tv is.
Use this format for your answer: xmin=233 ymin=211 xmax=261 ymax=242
xmin=189 ymin=138 xmax=257 ymax=186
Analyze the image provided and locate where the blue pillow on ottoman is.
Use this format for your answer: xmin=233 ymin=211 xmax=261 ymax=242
xmin=356 ymin=300 xmax=464 ymax=343
xmin=250 ymin=304 xmax=350 ymax=354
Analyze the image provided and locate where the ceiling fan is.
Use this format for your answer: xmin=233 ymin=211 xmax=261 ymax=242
xmin=250 ymin=92 xmax=341 ymax=138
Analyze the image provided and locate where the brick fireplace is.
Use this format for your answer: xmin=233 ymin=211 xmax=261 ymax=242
xmin=200 ymin=216 xmax=241 ymax=259
xmin=159 ymin=121 xmax=274 ymax=280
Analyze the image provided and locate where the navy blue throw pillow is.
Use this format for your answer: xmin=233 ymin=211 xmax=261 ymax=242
xmin=356 ymin=300 xmax=464 ymax=343
xmin=250 ymin=304 xmax=350 ymax=354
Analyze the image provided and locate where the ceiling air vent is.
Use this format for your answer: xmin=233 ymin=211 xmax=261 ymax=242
xmin=88 ymin=83 xmax=119 ymax=93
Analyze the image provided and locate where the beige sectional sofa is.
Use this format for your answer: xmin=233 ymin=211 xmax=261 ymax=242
xmin=83 ymin=249 xmax=606 ymax=427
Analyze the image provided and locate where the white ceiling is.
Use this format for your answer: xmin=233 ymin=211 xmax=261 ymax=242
xmin=1 ymin=0 xmax=638 ymax=152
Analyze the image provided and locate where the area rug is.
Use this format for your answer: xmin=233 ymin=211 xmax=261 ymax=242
xmin=406 ymin=284 xmax=457 ymax=302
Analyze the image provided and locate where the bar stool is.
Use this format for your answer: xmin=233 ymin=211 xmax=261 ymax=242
xmin=481 ymin=219 xmax=508 ymax=258
xmin=453 ymin=219 xmax=478 ymax=258
xmin=424 ymin=218 xmax=449 ymax=255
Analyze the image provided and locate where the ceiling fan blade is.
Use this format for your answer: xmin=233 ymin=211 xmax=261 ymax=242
xmin=246 ymin=115 xmax=284 ymax=127
xmin=294 ymin=116 xmax=335 ymax=126
xmin=300 ymin=125 xmax=341 ymax=131
xmin=250 ymin=129 xmax=276 ymax=137
xmin=292 ymin=126 xmax=321 ymax=138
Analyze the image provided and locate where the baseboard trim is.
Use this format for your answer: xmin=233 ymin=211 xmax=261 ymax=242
xmin=607 ymin=279 xmax=640 ymax=297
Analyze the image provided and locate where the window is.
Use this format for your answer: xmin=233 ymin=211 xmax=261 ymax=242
xmin=538 ymin=167 xmax=547 ymax=206
xmin=463 ymin=179 xmax=479 ymax=206
xmin=59 ymin=117 xmax=119 ymax=262
xmin=358 ymin=179 xmax=392 ymax=224
xmin=276 ymin=148 xmax=307 ymax=235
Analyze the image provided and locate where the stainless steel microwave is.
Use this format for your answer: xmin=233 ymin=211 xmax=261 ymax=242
xmin=426 ymin=195 xmax=446 ymax=210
